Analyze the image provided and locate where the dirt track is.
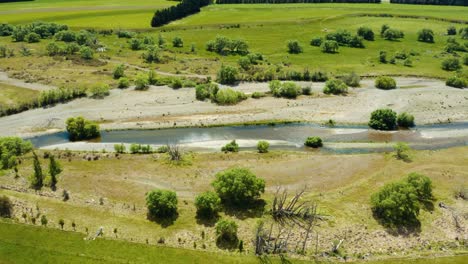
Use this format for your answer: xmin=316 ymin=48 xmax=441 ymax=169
xmin=0 ymin=77 xmax=467 ymax=137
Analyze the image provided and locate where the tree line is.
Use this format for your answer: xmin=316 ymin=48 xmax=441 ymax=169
xmin=390 ymin=0 xmax=467 ymax=5
xmin=151 ymin=0 xmax=211 ymax=27
xmin=216 ymin=0 xmax=381 ymax=3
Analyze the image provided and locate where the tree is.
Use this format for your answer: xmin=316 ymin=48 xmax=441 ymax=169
xmin=142 ymin=45 xmax=161 ymax=63
xmin=304 ymin=137 xmax=323 ymax=148
xmin=195 ymin=191 xmax=221 ymax=217
xmin=379 ymin=50 xmax=387 ymax=63
xmin=321 ymin=40 xmax=339 ymax=53
xmin=446 ymin=76 xmax=468 ymax=88
xmin=368 ymin=109 xmax=397 ymax=130
xmin=172 ymin=36 xmax=183 ymax=47
xmin=58 ymin=219 xmax=65 ymax=229
xmin=397 ymin=112 xmax=415 ymax=128
xmin=217 ymin=65 xmax=239 ymax=85
xmin=118 ymin=77 xmax=130 ymax=89
xmin=89 ymin=83 xmax=110 ymax=99
xmin=0 ymin=137 xmax=33 ymax=170
xmin=382 ymin=28 xmax=404 ymax=41
xmin=135 ymin=73 xmax=149 ymax=90
xmin=323 ymin=79 xmax=348 ymax=95
xmin=65 ymin=116 xmax=100 ymax=141
xmin=375 ymin=76 xmax=396 ymax=90
xmin=212 ymin=167 xmax=265 ymax=205
xmin=146 ymin=189 xmax=178 ymax=219
xmin=216 ymin=219 xmax=238 ymax=243
xmin=29 ymin=152 xmax=43 ymax=189
xmin=41 ymin=215 xmax=48 ymax=226
xmin=394 ymin=142 xmax=411 ymax=161
xmin=447 ymin=26 xmax=457 ymax=35
xmin=113 ymin=64 xmax=125 ymax=79
xmin=257 ymin=141 xmax=269 ymax=153
xmin=0 ymin=195 xmax=12 ymax=218
xmin=441 ymin=57 xmax=461 ymax=71
xmin=417 ymin=28 xmax=434 ymax=43
xmin=114 ymin=143 xmax=126 ymax=153
xmin=380 ymin=24 xmax=390 ymax=36
xmin=79 ymin=46 xmax=94 ymax=60
xmin=215 ymin=89 xmax=246 ymax=105
xmin=357 ymin=26 xmax=374 ymax=41
xmin=341 ymin=72 xmax=360 ymax=87
xmin=48 ymin=155 xmax=62 ymax=189
xmin=287 ymin=40 xmax=303 ymax=54
xmin=221 ymin=140 xmax=239 ymax=153
xmin=25 ymin=32 xmax=40 ymax=43
xmin=310 ymin=37 xmax=322 ymax=47
xmin=406 ymin=173 xmax=433 ymax=201
xmin=130 ymin=144 xmax=141 ymax=154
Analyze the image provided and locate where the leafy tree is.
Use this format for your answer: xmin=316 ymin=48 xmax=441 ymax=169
xmin=304 ymin=136 xmax=323 ymax=148
xmin=222 ymin=140 xmax=239 ymax=153
xmin=212 ymin=167 xmax=265 ymax=205
xmin=135 ymin=73 xmax=149 ymax=90
xmin=310 ymin=37 xmax=322 ymax=47
xmin=357 ymin=26 xmax=375 ymax=41
xmin=368 ymin=108 xmax=397 ymax=131
xmin=447 ymin=26 xmax=457 ymax=35
xmin=441 ymin=57 xmax=461 ymax=71
xmin=382 ymin=28 xmax=404 ymax=41
xmin=406 ymin=173 xmax=433 ymax=201
xmin=41 ymin=215 xmax=48 ymax=226
xmin=323 ymin=79 xmax=348 ymax=95
xmin=113 ymin=64 xmax=125 ymax=79
xmin=79 ymin=46 xmax=94 ymax=60
xmin=129 ymin=37 xmax=142 ymax=50
xmin=394 ymin=142 xmax=411 ymax=161
xmin=0 ymin=137 xmax=33 ymax=169
xmin=217 ymin=65 xmax=239 ymax=85
xmin=349 ymin=35 xmax=365 ymax=48
xmin=375 ymin=76 xmax=396 ymax=90
xmin=446 ymin=76 xmax=468 ymax=88
xmin=25 ymin=32 xmax=40 ymax=43
xmin=172 ymin=36 xmax=184 ymax=47
xmin=58 ymin=219 xmax=65 ymax=229
xmin=397 ymin=112 xmax=415 ymax=128
xmin=379 ymin=50 xmax=387 ymax=63
xmin=89 ymin=83 xmax=110 ymax=99
xmin=48 ymin=155 xmax=62 ymax=189
xmin=114 ymin=143 xmax=126 ymax=153
xmin=29 ymin=152 xmax=43 ymax=189
xmin=0 ymin=195 xmax=12 ymax=218
xmin=142 ymin=45 xmax=161 ymax=63
xmin=215 ymin=219 xmax=238 ymax=242
xmin=195 ymin=191 xmax=221 ymax=217
xmin=287 ymin=40 xmax=303 ymax=54
xmin=417 ymin=28 xmax=434 ymax=43
xmin=130 ymin=144 xmax=141 ymax=154
xmin=257 ymin=141 xmax=270 ymax=153
xmin=65 ymin=116 xmax=100 ymax=141
xmin=238 ymin=56 xmax=252 ymax=71
xmin=146 ymin=189 xmax=178 ymax=219
xmin=321 ymin=40 xmax=339 ymax=53
xmin=341 ymin=72 xmax=360 ymax=87
xmin=118 ymin=77 xmax=130 ymax=88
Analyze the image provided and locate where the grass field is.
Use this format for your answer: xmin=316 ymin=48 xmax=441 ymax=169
xmin=0 ymin=83 xmax=38 ymax=109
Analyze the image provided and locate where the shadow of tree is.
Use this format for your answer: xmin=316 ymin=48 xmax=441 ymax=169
xmin=195 ymin=213 xmax=219 ymax=227
xmin=216 ymin=236 xmax=239 ymax=250
xmin=147 ymin=212 xmax=178 ymax=228
xmin=372 ymin=211 xmax=421 ymax=236
xmin=223 ymin=199 xmax=266 ymax=220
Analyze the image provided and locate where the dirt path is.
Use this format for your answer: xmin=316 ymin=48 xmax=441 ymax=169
xmin=0 ymin=77 xmax=467 ymax=137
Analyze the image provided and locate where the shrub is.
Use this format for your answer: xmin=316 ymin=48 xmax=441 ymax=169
xmin=142 ymin=45 xmax=161 ymax=63
xmin=116 ymin=30 xmax=134 ymax=38
xmin=357 ymin=26 xmax=374 ymax=41
xmin=212 ymin=167 xmax=265 ymax=205
xmin=287 ymin=40 xmax=303 ymax=54
xmin=221 ymin=140 xmax=239 ymax=153
xmin=349 ymin=35 xmax=365 ymax=48
xmin=311 ymin=70 xmax=328 ymax=82
xmin=257 ymin=141 xmax=270 ymax=153
xmin=25 ymin=32 xmax=40 ymax=43
xmin=0 ymin=137 xmax=32 ymax=169
xmin=130 ymin=144 xmax=141 ymax=154
xmin=323 ymin=79 xmax=348 ymax=95
xmin=172 ymin=36 xmax=183 ymax=47
xmin=447 ymin=26 xmax=457 ymax=35
xmin=216 ymin=219 xmax=238 ymax=242
xmin=310 ymin=37 xmax=322 ymax=47
xmin=304 ymin=136 xmax=323 ymax=148
xmin=148 ymin=70 xmax=158 ymax=85
xmin=417 ymin=29 xmax=434 ymax=43
xmin=79 ymin=46 xmax=94 ymax=60
xmin=215 ymin=88 xmax=246 ymax=105
xmin=404 ymin=58 xmax=413 ymax=67
xmin=394 ymin=142 xmax=411 ymax=161
xmin=55 ymin=30 xmax=76 ymax=42
xmin=464 ymin=54 xmax=468 ymax=66
xmin=406 ymin=173 xmax=433 ymax=201
xmin=0 ymin=23 xmax=15 ymax=36
xmin=368 ymin=109 xmax=397 ymax=131
xmin=302 ymin=86 xmax=312 ymax=95
xmin=169 ymin=78 xmax=183 ymax=89
xmin=460 ymin=27 xmax=468 ymax=39
xmin=269 ymin=81 xmax=301 ymax=99
xmin=321 ymin=40 xmax=339 ymax=53
xmin=217 ymin=65 xmax=239 ymax=85
xmin=441 ymin=57 xmax=461 ymax=71
xmin=379 ymin=51 xmax=387 ymax=63
xmin=397 ymin=112 xmax=415 ymax=128
xmin=341 ymin=72 xmax=360 ymax=87
xmin=89 ymin=84 xmax=110 ymax=99
xmin=46 ymin=42 xmax=60 ymax=56
xmin=146 ymin=189 xmax=178 ymax=219
xmin=129 ymin=38 xmax=142 ymax=50
xmin=382 ymin=28 xmax=404 ymax=41
xmin=135 ymin=73 xmax=149 ymax=90
xmin=114 ymin=143 xmax=126 ymax=153
xmin=195 ymin=191 xmax=221 ymax=217
xmin=195 ymin=83 xmax=219 ymax=101
xmin=446 ymin=76 xmax=468 ymax=88
xmin=113 ymin=64 xmax=125 ymax=79
xmin=40 ymin=215 xmax=48 ymax=226
xmin=206 ymin=36 xmax=248 ymax=55
xmin=65 ymin=116 xmax=100 ymax=141
xmin=0 ymin=195 xmax=12 ymax=218
xmin=251 ymin=91 xmax=266 ymax=99
xmin=118 ymin=77 xmax=130 ymax=89
xmin=375 ymin=76 xmax=396 ymax=90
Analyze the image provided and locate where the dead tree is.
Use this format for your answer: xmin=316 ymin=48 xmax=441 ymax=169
xmin=166 ymin=144 xmax=183 ymax=161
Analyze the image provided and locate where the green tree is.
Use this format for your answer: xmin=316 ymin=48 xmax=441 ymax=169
xmin=257 ymin=141 xmax=269 ymax=153
xmin=172 ymin=36 xmax=183 ymax=47
xmin=29 ymin=152 xmax=43 ymax=189
xmin=195 ymin=191 xmax=221 ymax=217
xmin=357 ymin=26 xmax=374 ymax=41
xmin=323 ymin=79 xmax=348 ymax=95
xmin=304 ymin=137 xmax=323 ymax=148
xmin=40 ymin=215 xmax=48 ymax=226
xmin=146 ymin=189 xmax=178 ymax=219
xmin=287 ymin=40 xmax=303 ymax=54
xmin=375 ymin=76 xmax=396 ymax=90
xmin=217 ymin=65 xmax=239 ymax=85
xmin=216 ymin=219 xmax=238 ymax=243
xmin=118 ymin=77 xmax=130 ymax=88
xmin=0 ymin=195 xmax=12 ymax=218
xmin=417 ymin=29 xmax=434 ymax=43
xmin=65 ymin=116 xmax=100 ymax=141
xmin=221 ymin=140 xmax=239 ymax=153
xmin=406 ymin=173 xmax=433 ymax=201
xmin=368 ymin=109 xmax=397 ymax=131
xmin=79 ymin=46 xmax=94 ymax=60
xmin=58 ymin=219 xmax=65 ymax=229
xmin=48 ymin=155 xmax=62 ymax=189
xmin=382 ymin=28 xmax=404 ymax=41
xmin=321 ymin=40 xmax=339 ymax=53
xmin=397 ymin=112 xmax=415 ymax=128
xmin=441 ymin=57 xmax=461 ymax=71
xmin=113 ymin=64 xmax=125 ymax=79
xmin=212 ymin=167 xmax=265 ymax=205
xmin=394 ymin=142 xmax=411 ymax=161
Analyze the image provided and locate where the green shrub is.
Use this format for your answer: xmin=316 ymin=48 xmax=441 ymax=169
xmin=460 ymin=27 xmax=468 ymax=39
xmin=142 ymin=45 xmax=161 ymax=63
xmin=0 ymin=137 xmax=32 ymax=170
xmin=169 ymin=78 xmax=183 ymax=89
xmin=447 ymin=26 xmax=457 ymax=35
xmin=368 ymin=109 xmax=397 ymax=131
xmin=89 ymin=83 xmax=110 ymax=99
xmin=113 ymin=64 xmax=125 ymax=79
xmin=195 ymin=191 xmax=221 ymax=217
xmin=394 ymin=142 xmax=411 ymax=161
xmin=117 ymin=77 xmax=130 ymax=89
xmin=0 ymin=195 xmax=12 ymax=218
xmin=341 ymin=72 xmax=360 ymax=87
xmin=65 ymin=116 xmax=100 ymax=141
xmin=25 ymin=32 xmax=40 ymax=43
xmin=302 ymin=86 xmax=312 ymax=95
xmin=238 ymin=56 xmax=252 ymax=71
xmin=114 ymin=143 xmax=126 ymax=153
xmin=397 ymin=112 xmax=415 ymax=128
xmin=206 ymin=36 xmax=249 ymax=55
xmin=221 ymin=140 xmax=239 ymax=153
xmin=129 ymin=37 xmax=142 ymax=50
xmin=304 ymin=136 xmax=323 ymax=148
xmin=172 ymin=36 xmax=183 ymax=47
xmin=148 ymin=70 xmax=158 ymax=85
xmin=379 ymin=51 xmax=387 ymax=63
xmin=195 ymin=83 xmax=219 ymax=101
xmin=269 ymin=81 xmax=301 ymax=99
xmin=446 ymin=76 xmax=468 ymax=88
xmin=251 ymin=92 xmax=266 ymax=99
xmin=215 ymin=88 xmax=246 ymax=105
xmin=417 ymin=29 xmax=434 ymax=43
xmin=321 ymin=40 xmax=339 ymax=53
xmin=212 ymin=167 xmax=265 ymax=205
xmin=311 ymin=70 xmax=328 ymax=82
xmin=357 ymin=26 xmax=374 ymax=41
xmin=323 ymin=79 xmax=348 ymax=95
xmin=375 ymin=76 xmax=396 ymax=90
xmin=382 ymin=28 xmax=404 ymax=41
xmin=441 ymin=57 xmax=461 ymax=71
xmin=257 ymin=141 xmax=270 ymax=153
xmin=406 ymin=173 xmax=433 ymax=201
xmin=156 ymin=145 xmax=169 ymax=153
xmin=146 ymin=189 xmax=178 ymax=219
xmin=217 ymin=65 xmax=239 ymax=85
xmin=287 ymin=40 xmax=303 ymax=54
xmin=135 ymin=73 xmax=149 ymax=90
xmin=216 ymin=219 xmax=238 ymax=242
xmin=463 ymin=54 xmax=468 ymax=66
xmin=116 ymin=30 xmax=134 ymax=39
xmin=130 ymin=144 xmax=141 ymax=154
xmin=55 ymin=30 xmax=76 ymax=42
xmin=404 ymin=58 xmax=413 ymax=67
xmin=79 ymin=46 xmax=94 ymax=60
xmin=310 ymin=37 xmax=322 ymax=47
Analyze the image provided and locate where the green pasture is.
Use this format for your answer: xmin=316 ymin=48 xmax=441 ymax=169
xmin=0 ymin=83 xmax=38 ymax=109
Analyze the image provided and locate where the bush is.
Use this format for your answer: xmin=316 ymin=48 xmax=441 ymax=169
xmin=379 ymin=51 xmax=387 ymax=63
xmin=195 ymin=191 xmax=221 ymax=217
xmin=302 ymin=86 xmax=311 ymax=95
xmin=215 ymin=88 xmax=246 ymax=105
xmin=368 ymin=109 xmax=397 ymax=131
xmin=287 ymin=40 xmax=303 ymax=54
xmin=375 ymin=76 xmax=396 ymax=90
xmin=217 ymin=65 xmax=239 ymax=85
xmin=221 ymin=140 xmax=239 ymax=153
xmin=310 ymin=37 xmax=322 ymax=47
xmin=257 ymin=141 xmax=269 ymax=153
xmin=65 ymin=116 xmax=100 ymax=141
xmin=113 ymin=64 xmax=125 ymax=79
xmin=441 ymin=57 xmax=461 ymax=71
xmin=349 ymin=35 xmax=365 ymax=48
xmin=172 ymin=36 xmax=183 ymax=47
xmin=394 ymin=142 xmax=411 ymax=161
xmin=130 ymin=144 xmax=141 ymax=154
xmin=0 ymin=137 xmax=32 ymax=169
xmin=55 ymin=30 xmax=76 ymax=42
xmin=216 ymin=219 xmax=238 ymax=242
xmin=311 ymin=70 xmax=328 ymax=82
xmin=169 ymin=78 xmax=183 ymax=89
xmin=304 ymin=136 xmax=323 ymax=148
xmin=129 ymin=38 xmax=142 ymax=50
xmin=79 ymin=46 xmax=94 ymax=60
xmin=195 ymin=83 xmax=219 ymax=101
xmin=251 ymin=91 xmax=266 ymax=99
xmin=206 ymin=36 xmax=249 ymax=55
xmin=417 ymin=28 xmax=434 ymax=43
xmin=321 ymin=40 xmax=339 ymax=53
xmin=464 ymin=54 xmax=468 ymax=66
xmin=460 ymin=27 xmax=468 ymax=39
xmin=446 ymin=76 xmax=468 ymax=88
xmin=116 ymin=30 xmax=134 ymax=39
xmin=118 ymin=77 xmax=130 ymax=88
xmin=0 ymin=195 xmax=12 ymax=218
xmin=25 ymin=32 xmax=40 ymax=43
xmin=397 ymin=112 xmax=415 ymax=128
xmin=146 ymin=189 xmax=178 ymax=219
xmin=323 ymin=79 xmax=348 ymax=95
xmin=142 ymin=45 xmax=161 ymax=63
xmin=114 ymin=143 xmax=126 ymax=153
xmin=406 ymin=173 xmax=433 ymax=201
xmin=269 ymin=81 xmax=301 ymax=99
xmin=212 ymin=167 xmax=265 ymax=205
xmin=89 ymin=83 xmax=110 ymax=99
xmin=382 ymin=28 xmax=404 ymax=41
xmin=357 ymin=26 xmax=374 ymax=41
xmin=341 ymin=72 xmax=360 ymax=87
xmin=135 ymin=73 xmax=149 ymax=90
xmin=404 ymin=58 xmax=413 ymax=67
xmin=238 ymin=56 xmax=252 ymax=71
xmin=447 ymin=26 xmax=457 ymax=35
